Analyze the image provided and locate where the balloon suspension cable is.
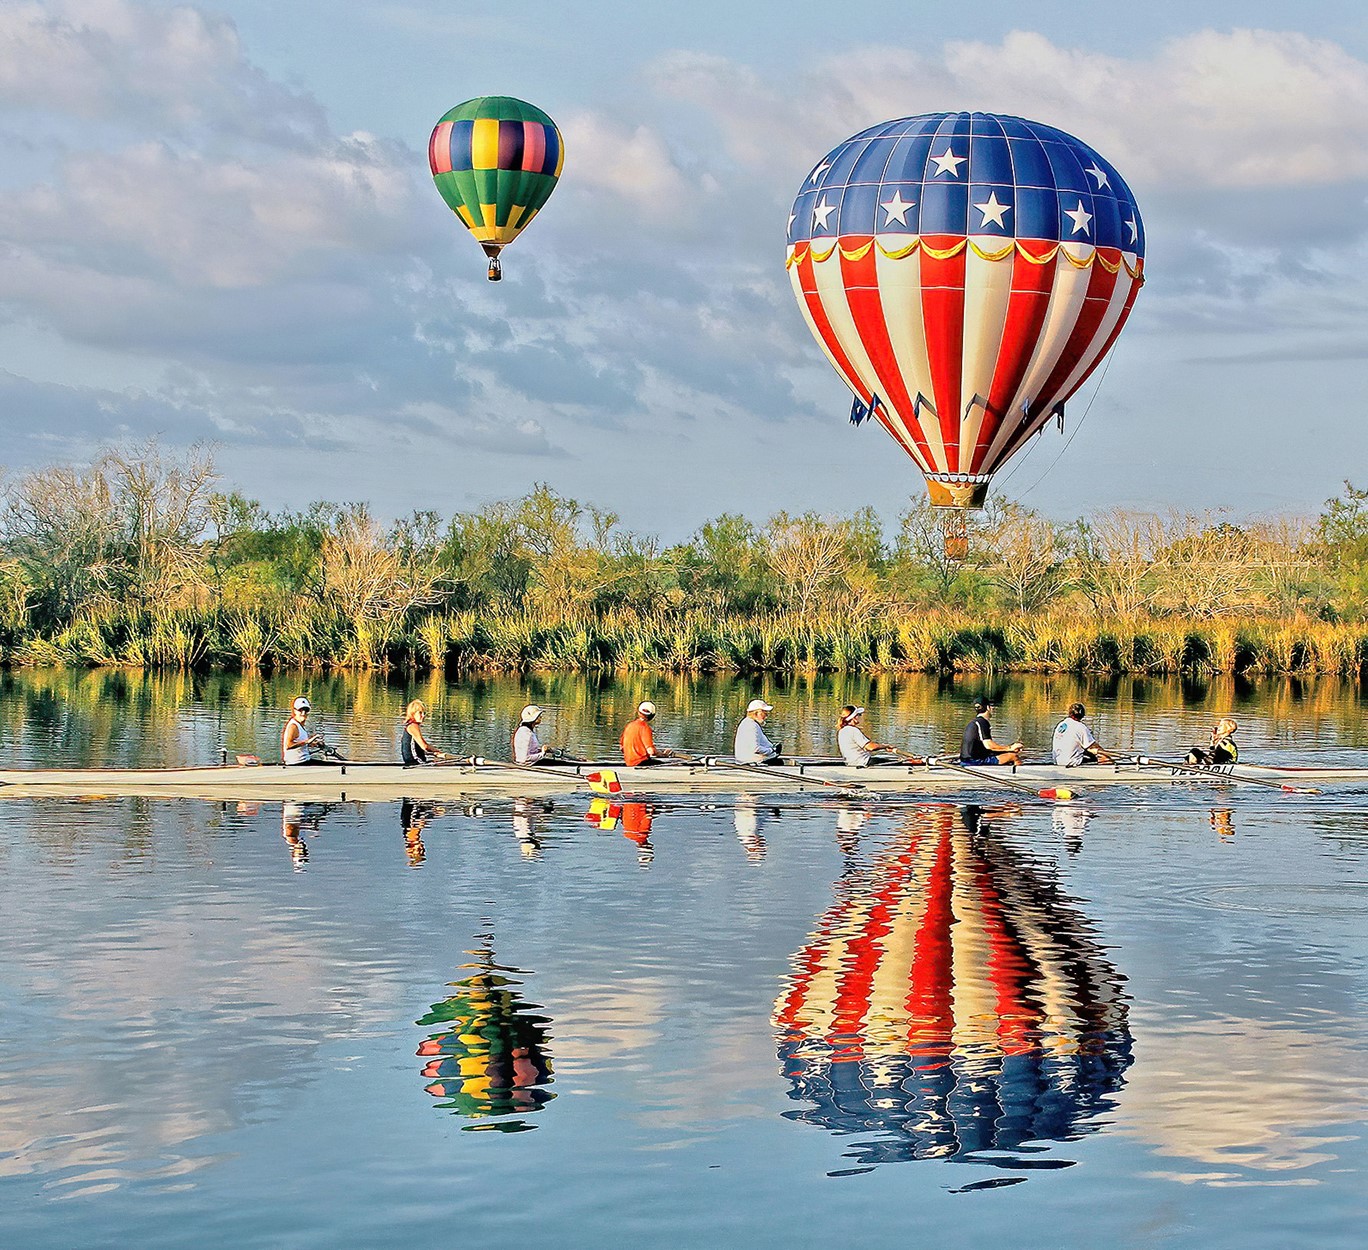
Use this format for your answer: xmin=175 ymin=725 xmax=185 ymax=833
xmin=940 ymin=508 xmax=969 ymax=562
xmin=997 ymin=347 xmax=1118 ymax=502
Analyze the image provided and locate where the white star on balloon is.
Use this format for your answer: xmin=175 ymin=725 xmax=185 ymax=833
xmin=1064 ymin=200 xmax=1092 ymax=235
xmin=787 ymin=211 xmax=796 ymax=233
xmin=1124 ymin=215 xmax=1139 ymax=244
xmin=812 ymin=196 xmax=836 ymax=231
xmin=809 ymin=160 xmax=831 ymax=185
xmin=1085 ymin=163 xmax=1110 ymax=190
xmin=880 ymin=190 xmax=915 ymax=226
xmin=930 ymin=148 xmax=966 ymax=177
xmin=974 ymin=191 xmax=1011 ymax=229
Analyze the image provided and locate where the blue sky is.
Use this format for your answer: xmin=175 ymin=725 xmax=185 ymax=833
xmin=2 ymin=0 xmax=1368 ymax=537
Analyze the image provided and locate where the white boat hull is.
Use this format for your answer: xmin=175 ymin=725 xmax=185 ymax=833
xmin=0 ymin=758 xmax=1361 ymax=801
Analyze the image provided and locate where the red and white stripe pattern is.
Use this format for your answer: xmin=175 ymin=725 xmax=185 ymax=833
xmin=773 ymin=809 xmax=1128 ymax=1064
xmin=788 ymin=236 xmax=1144 ymax=486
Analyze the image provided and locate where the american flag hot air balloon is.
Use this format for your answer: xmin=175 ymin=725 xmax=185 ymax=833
xmin=773 ymin=804 xmax=1131 ymax=1170
xmin=786 ymin=112 xmax=1145 ymax=526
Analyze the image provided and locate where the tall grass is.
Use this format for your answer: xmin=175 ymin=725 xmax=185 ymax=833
xmin=2 ymin=602 xmax=1367 ymax=678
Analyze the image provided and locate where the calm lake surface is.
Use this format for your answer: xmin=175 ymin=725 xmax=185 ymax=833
xmin=1 ymin=669 xmax=1365 ymax=1248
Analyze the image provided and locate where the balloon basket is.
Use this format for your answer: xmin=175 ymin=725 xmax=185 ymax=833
xmin=487 ymin=256 xmax=502 ymax=282
xmin=939 ymin=509 xmax=970 ymax=562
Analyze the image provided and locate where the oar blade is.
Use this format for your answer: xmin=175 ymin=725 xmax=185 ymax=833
xmin=586 ymin=770 xmax=622 ymax=795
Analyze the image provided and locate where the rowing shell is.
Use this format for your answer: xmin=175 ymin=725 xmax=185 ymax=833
xmin=0 ymin=759 xmax=1362 ymax=801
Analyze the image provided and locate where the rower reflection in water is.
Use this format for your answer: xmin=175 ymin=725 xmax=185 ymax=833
xmin=584 ymin=800 xmax=656 ymax=866
xmin=734 ymin=798 xmax=775 ymax=861
xmin=400 ymin=797 xmax=444 ymax=865
xmin=773 ymin=802 xmax=1132 ymax=1175
xmin=280 ymin=801 xmax=332 ymax=867
xmin=414 ymin=935 xmax=555 ymax=1132
xmin=511 ymin=797 xmax=552 ymax=857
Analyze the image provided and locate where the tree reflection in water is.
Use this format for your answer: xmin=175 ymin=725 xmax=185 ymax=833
xmin=774 ymin=803 xmax=1132 ymax=1178
xmin=415 ymin=934 xmax=555 ymax=1132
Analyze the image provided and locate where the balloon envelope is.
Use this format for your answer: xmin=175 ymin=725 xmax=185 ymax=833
xmin=787 ymin=112 xmax=1145 ymax=507
xmin=429 ymin=96 xmax=564 ymax=275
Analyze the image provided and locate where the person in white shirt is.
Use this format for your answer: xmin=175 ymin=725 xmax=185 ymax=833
xmin=734 ymin=698 xmax=783 ymax=764
xmin=513 ymin=704 xmax=552 ymax=764
xmin=281 ymin=696 xmax=331 ymax=765
xmin=1051 ymin=703 xmax=1112 ymax=767
xmin=836 ymin=706 xmax=903 ymax=768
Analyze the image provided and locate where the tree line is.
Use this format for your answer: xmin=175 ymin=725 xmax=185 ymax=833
xmin=1 ymin=443 xmax=1366 ymax=675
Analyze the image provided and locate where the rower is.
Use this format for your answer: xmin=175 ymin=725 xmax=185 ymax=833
xmin=621 ymin=701 xmax=677 ymax=766
xmin=836 ymin=706 xmax=899 ymax=768
xmin=281 ymin=696 xmax=330 ymax=765
xmin=734 ymin=698 xmax=783 ymax=765
xmin=1186 ymin=718 xmax=1238 ymax=766
xmin=1051 ymin=703 xmax=1113 ymax=767
xmin=960 ymin=697 xmax=1024 ymax=766
xmin=513 ymin=704 xmax=561 ymax=765
xmin=400 ymin=699 xmax=452 ymax=765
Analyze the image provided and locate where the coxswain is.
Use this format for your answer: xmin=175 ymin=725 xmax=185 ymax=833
xmin=836 ymin=706 xmax=906 ymax=768
xmin=734 ymin=698 xmax=783 ymax=765
xmin=282 ymin=696 xmax=329 ymax=765
xmin=513 ymin=704 xmax=552 ymax=765
xmin=1051 ymin=702 xmax=1113 ymax=767
xmin=621 ymin=700 xmax=677 ymax=766
xmin=1186 ymin=718 xmax=1238 ymax=766
xmin=960 ymin=697 xmax=1023 ymax=766
xmin=400 ymin=700 xmax=452 ymax=765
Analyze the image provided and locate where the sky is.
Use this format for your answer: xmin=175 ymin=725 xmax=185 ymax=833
xmin=2 ymin=0 xmax=1368 ymax=539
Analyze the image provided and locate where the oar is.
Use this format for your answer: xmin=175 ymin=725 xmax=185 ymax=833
xmin=673 ymin=749 xmax=872 ymax=795
xmin=1127 ymin=754 xmax=1322 ymax=795
xmin=924 ymin=754 xmax=1079 ymax=801
xmin=434 ymin=754 xmax=612 ymax=789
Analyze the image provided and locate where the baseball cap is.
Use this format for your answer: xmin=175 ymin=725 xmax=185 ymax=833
xmin=293 ymin=697 xmax=311 ymax=711
xmin=850 ymin=706 xmax=866 ymax=717
xmin=520 ymin=704 xmax=543 ymax=722
xmin=973 ymin=697 xmax=994 ymax=711
xmin=638 ymin=700 xmax=657 ymax=716
xmin=746 ymin=699 xmax=773 ymax=712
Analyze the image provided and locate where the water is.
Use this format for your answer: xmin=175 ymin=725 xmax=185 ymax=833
xmin=0 ymin=670 xmax=1365 ymax=1248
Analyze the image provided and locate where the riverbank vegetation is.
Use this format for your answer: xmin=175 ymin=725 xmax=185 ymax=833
xmin=3 ymin=444 xmax=1367 ymax=677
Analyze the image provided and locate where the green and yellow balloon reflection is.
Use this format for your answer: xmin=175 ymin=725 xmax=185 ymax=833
xmin=416 ymin=937 xmax=554 ymax=1131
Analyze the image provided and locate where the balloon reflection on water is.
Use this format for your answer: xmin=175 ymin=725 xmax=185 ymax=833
xmin=774 ymin=803 xmax=1132 ymax=1171
xmin=415 ymin=936 xmax=555 ymax=1132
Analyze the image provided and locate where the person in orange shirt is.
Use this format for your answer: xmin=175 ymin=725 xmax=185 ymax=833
xmin=620 ymin=701 xmax=677 ymax=766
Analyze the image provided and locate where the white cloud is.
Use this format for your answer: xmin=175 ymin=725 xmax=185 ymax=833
xmin=654 ymin=30 xmax=1368 ymax=192
xmin=0 ymin=0 xmax=324 ymax=143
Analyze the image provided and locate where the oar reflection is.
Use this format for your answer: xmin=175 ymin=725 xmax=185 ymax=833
xmin=774 ymin=803 xmax=1132 ymax=1176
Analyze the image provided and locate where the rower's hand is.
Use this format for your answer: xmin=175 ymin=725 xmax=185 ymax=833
xmin=1011 ymin=741 xmax=1024 ymax=752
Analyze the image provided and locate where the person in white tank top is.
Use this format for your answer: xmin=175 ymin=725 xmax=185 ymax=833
xmin=282 ymin=696 xmax=325 ymax=765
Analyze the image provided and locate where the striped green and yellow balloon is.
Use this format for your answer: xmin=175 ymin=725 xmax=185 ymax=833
xmin=428 ymin=96 xmax=564 ymax=281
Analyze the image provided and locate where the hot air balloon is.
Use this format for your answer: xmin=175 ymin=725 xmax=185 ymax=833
xmin=428 ymin=96 xmax=564 ymax=281
xmin=787 ymin=112 xmax=1144 ymax=551
xmin=773 ymin=804 xmax=1131 ymax=1170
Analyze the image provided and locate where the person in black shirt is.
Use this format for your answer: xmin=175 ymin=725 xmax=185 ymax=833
xmin=960 ymin=697 xmax=1024 ymax=766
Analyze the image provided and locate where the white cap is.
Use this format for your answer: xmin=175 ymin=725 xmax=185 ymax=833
xmin=293 ymin=697 xmax=311 ymax=711
xmin=747 ymin=699 xmax=773 ymax=712
xmin=850 ymin=706 xmax=865 ymax=717
xmin=520 ymin=704 xmax=543 ymax=722
xmin=638 ymin=701 xmax=656 ymax=716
